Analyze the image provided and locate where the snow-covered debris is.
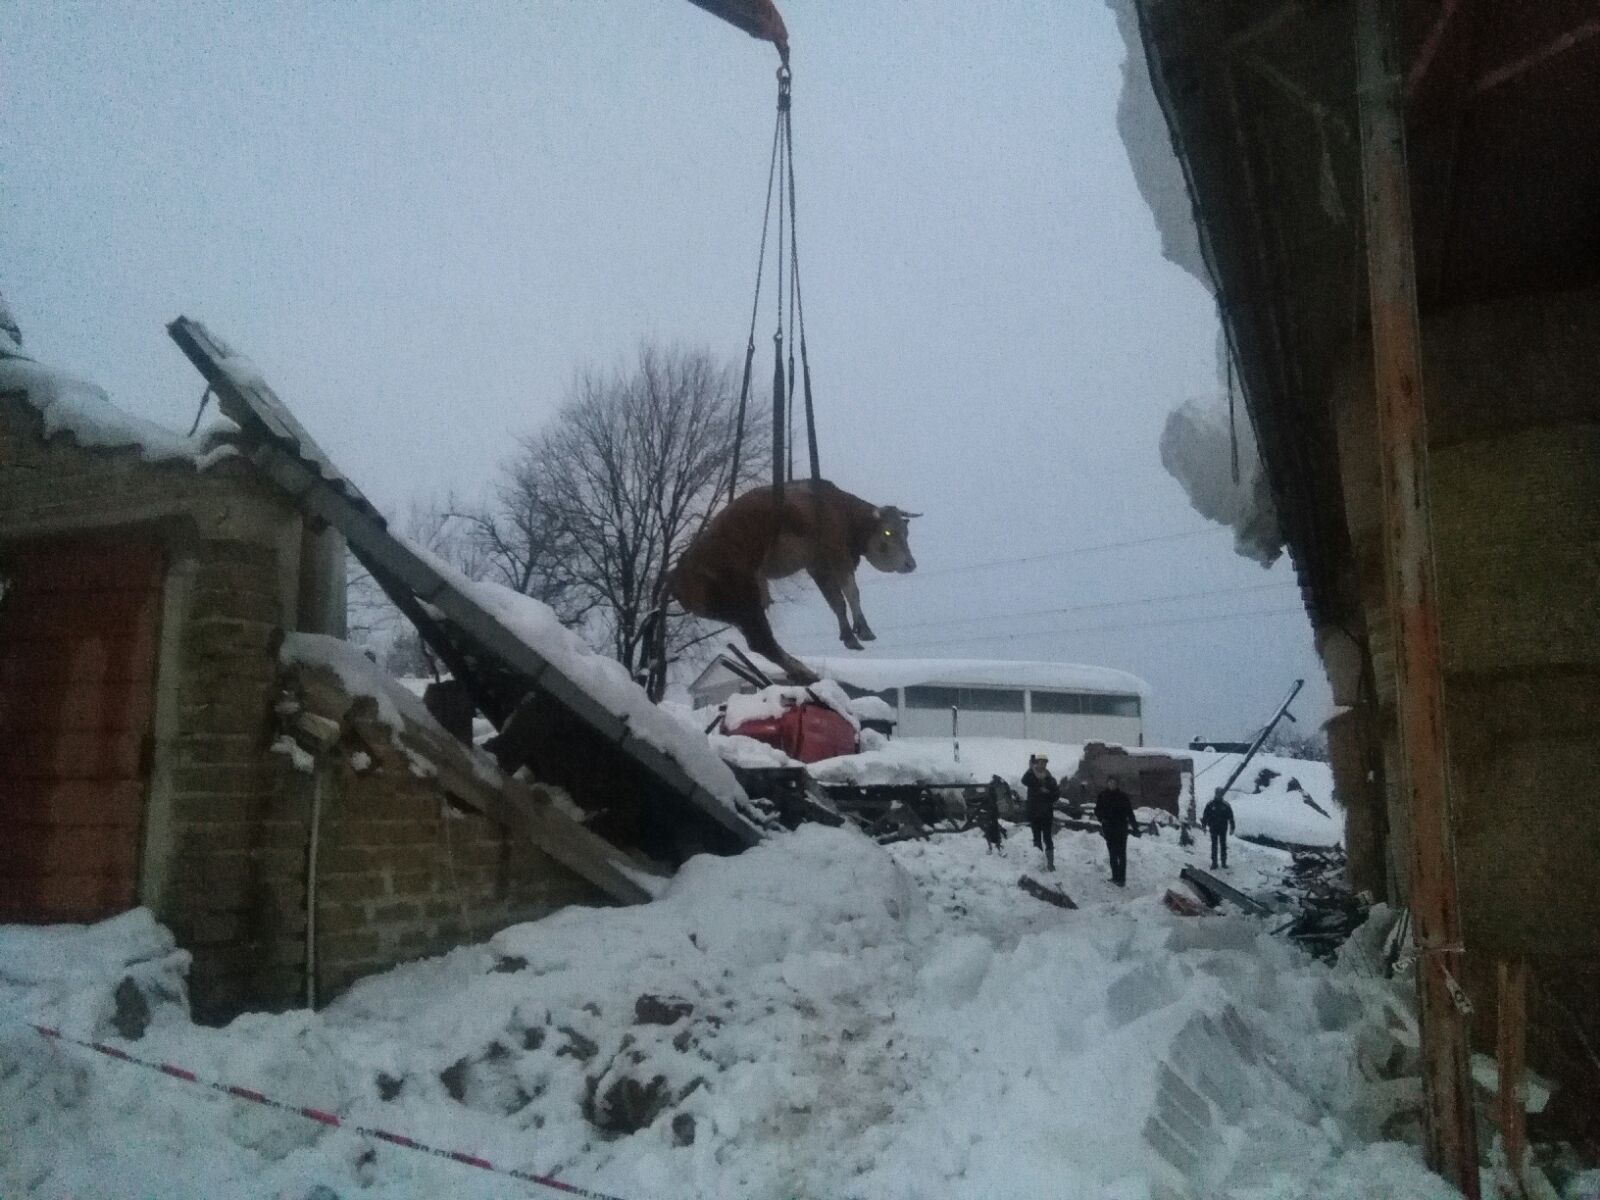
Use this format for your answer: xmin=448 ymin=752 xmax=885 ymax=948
xmin=709 ymin=732 xmax=800 ymax=769
xmin=723 ymin=679 xmax=858 ymax=731
xmin=0 ymin=909 xmax=190 ymax=1041
xmin=1160 ymin=394 xmax=1284 ymax=566
xmin=423 ymin=556 xmax=759 ymax=830
xmin=848 ymin=694 xmax=896 ymax=726
xmin=0 ymin=349 xmax=230 ymax=464
xmin=279 ymin=634 xmax=419 ymax=733
xmin=2 ymin=827 xmax=1447 ymax=1199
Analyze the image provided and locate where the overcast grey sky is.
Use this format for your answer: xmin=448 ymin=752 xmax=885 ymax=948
xmin=3 ymin=0 xmax=1330 ymax=745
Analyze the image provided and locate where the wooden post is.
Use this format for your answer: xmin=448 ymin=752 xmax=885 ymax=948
xmin=1497 ymin=959 xmax=1529 ymax=1181
xmin=1354 ymin=0 xmax=1480 ymax=1195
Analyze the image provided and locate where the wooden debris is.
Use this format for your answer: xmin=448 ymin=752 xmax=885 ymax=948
xmin=1180 ymin=866 xmax=1272 ymax=916
xmin=1018 ymin=875 xmax=1078 ymax=910
xmin=1163 ymin=889 xmax=1207 ymax=917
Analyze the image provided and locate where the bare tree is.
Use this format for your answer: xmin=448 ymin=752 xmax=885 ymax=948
xmin=495 ymin=343 xmax=767 ymax=677
xmin=346 ymin=497 xmax=510 ymax=677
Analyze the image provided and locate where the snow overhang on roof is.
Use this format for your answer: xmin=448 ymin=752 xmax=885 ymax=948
xmin=693 ymin=651 xmax=1150 ymax=700
xmin=0 ymin=334 xmax=237 ymax=468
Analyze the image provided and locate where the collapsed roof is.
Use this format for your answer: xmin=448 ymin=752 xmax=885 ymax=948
xmin=166 ymin=317 xmax=764 ymax=861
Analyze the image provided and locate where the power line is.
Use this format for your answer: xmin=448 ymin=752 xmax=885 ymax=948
xmin=845 ymin=579 xmax=1297 ymax=638
xmin=793 ymin=604 xmax=1307 ymax=654
xmin=859 ymin=526 xmax=1228 ymax=587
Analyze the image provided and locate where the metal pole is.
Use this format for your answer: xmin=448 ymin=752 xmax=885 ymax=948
xmin=1355 ymin=0 xmax=1479 ymax=1192
xmin=1215 ymin=678 xmax=1304 ymax=799
xmin=951 ymin=705 xmax=960 ymax=764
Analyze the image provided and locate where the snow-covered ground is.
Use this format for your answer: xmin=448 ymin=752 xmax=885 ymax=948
xmin=3 ymin=813 xmax=1450 ymax=1200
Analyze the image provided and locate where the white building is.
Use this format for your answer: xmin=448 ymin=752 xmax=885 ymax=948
xmin=689 ymin=656 xmax=1149 ymax=746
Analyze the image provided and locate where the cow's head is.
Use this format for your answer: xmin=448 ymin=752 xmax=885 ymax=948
xmin=864 ymin=506 xmax=920 ymax=574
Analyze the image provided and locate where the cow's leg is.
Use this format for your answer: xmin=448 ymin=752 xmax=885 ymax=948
xmin=842 ymin=571 xmax=876 ymax=642
xmin=723 ymin=579 xmax=818 ymax=683
xmin=809 ymin=567 xmax=863 ymax=651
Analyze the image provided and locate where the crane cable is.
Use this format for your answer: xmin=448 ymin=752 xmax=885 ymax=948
xmin=727 ymin=64 xmax=820 ymax=506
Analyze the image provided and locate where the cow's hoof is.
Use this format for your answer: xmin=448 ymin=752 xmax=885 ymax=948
xmin=855 ymin=624 xmax=877 ymax=642
xmin=841 ymin=633 xmax=864 ymax=651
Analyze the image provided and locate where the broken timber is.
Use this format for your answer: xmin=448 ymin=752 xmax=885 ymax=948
xmin=1179 ymin=866 xmax=1271 ymax=915
xmin=167 ymin=317 xmax=763 ymax=861
xmin=1018 ymin=875 xmax=1078 ymax=910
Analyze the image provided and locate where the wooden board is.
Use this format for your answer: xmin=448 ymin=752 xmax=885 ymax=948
xmin=0 ymin=539 xmax=162 ymax=921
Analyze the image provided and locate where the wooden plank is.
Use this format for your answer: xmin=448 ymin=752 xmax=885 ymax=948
xmin=0 ymin=678 xmax=156 ymax=733
xmin=0 ymin=630 xmax=162 ymax=687
xmin=1018 ymin=875 xmax=1078 ymax=910
xmin=1356 ymin=0 xmax=1480 ymax=1192
xmin=3 ymin=542 xmax=164 ymax=589
xmin=0 ymin=730 xmax=146 ymax=779
xmin=0 ymin=871 xmax=137 ymax=924
xmin=1181 ymin=865 xmax=1271 ymax=915
xmin=0 ymin=589 xmax=160 ymax=639
xmin=0 ymin=827 xmax=142 ymax=875
xmin=4 ymin=780 xmax=146 ymax=824
xmin=1496 ymin=959 xmax=1529 ymax=1179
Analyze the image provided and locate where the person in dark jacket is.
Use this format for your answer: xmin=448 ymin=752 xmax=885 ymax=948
xmin=1201 ymin=789 xmax=1237 ymax=869
xmin=1022 ymin=755 xmax=1059 ymax=871
xmin=1094 ymin=774 xmax=1137 ymax=886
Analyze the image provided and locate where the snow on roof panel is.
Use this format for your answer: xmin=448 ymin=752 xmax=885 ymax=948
xmin=0 ymin=346 xmax=234 ymax=467
xmin=797 ymin=656 xmax=1150 ymax=698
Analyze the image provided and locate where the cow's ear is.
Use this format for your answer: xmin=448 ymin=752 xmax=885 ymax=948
xmin=871 ymin=507 xmax=881 ymax=520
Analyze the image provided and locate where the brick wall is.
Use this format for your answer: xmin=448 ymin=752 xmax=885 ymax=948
xmin=306 ymin=727 xmax=610 ymax=1000
xmin=1325 ymin=284 xmax=1600 ymax=1145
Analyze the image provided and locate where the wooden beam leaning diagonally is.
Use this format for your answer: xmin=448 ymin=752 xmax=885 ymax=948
xmin=1353 ymin=1 xmax=1480 ymax=1195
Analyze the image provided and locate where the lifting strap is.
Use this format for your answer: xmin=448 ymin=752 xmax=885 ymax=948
xmin=728 ymin=64 xmax=821 ymax=506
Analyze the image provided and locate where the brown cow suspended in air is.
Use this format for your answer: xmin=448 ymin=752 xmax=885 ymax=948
xmin=668 ymin=480 xmax=919 ymax=684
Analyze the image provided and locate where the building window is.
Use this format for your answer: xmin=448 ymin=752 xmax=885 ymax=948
xmin=1080 ymin=693 xmax=1141 ymax=718
xmin=839 ymin=684 xmax=896 ymax=706
xmin=957 ymin=687 xmax=1023 ymax=713
xmin=1029 ymin=690 xmax=1082 ymax=714
xmin=905 ymin=685 xmax=960 ymax=710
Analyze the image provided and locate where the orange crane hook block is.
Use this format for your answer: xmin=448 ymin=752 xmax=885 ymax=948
xmin=686 ymin=0 xmax=789 ymax=64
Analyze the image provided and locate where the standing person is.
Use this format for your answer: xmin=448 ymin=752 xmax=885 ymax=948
xmin=1094 ymin=774 xmax=1137 ymax=887
xmin=1201 ymin=789 xmax=1237 ymax=869
xmin=1022 ymin=754 xmax=1059 ymax=871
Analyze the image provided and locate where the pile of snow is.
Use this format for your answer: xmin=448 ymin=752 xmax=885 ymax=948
xmin=1192 ymin=747 xmax=1342 ymax=847
xmin=1 ymin=827 xmax=1447 ymax=1199
xmin=404 ymin=541 xmax=762 ymax=834
xmin=847 ymin=694 xmax=896 ymax=725
xmin=0 ymin=344 xmax=235 ymax=467
xmin=0 ymin=909 xmax=190 ymax=1043
xmin=722 ymin=679 xmax=858 ymax=731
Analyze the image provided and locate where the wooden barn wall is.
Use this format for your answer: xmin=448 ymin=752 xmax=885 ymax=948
xmin=1328 ymin=283 xmax=1600 ymax=1141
